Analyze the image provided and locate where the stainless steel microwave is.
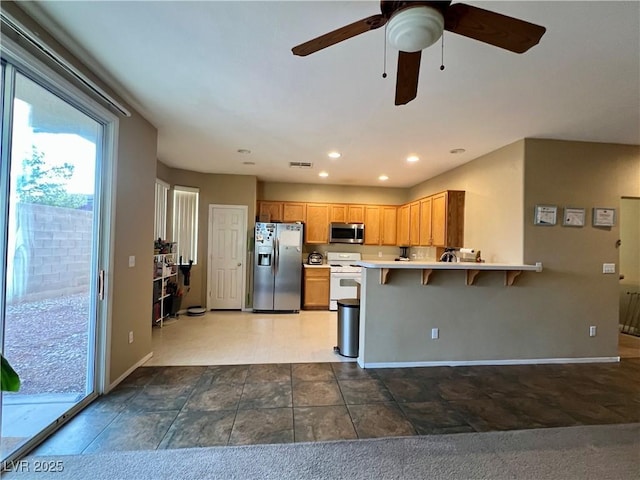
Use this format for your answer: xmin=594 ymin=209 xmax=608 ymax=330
xmin=329 ymin=223 xmax=364 ymax=244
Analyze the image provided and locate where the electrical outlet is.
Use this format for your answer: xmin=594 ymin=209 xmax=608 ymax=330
xmin=128 ymin=331 xmax=134 ymax=344
xmin=602 ymin=263 xmax=616 ymax=274
xmin=378 ymin=251 xmax=383 ymax=258
xmin=589 ymin=326 xmax=597 ymax=337
xmin=431 ymin=328 xmax=439 ymax=339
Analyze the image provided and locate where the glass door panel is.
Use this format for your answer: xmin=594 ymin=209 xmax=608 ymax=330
xmin=1 ymin=70 xmax=102 ymax=461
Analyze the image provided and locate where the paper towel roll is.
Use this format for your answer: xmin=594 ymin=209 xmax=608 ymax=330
xmin=459 ymin=248 xmax=475 ymax=254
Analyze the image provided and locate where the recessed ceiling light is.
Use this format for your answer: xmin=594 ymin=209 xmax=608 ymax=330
xmin=319 ymin=171 xmax=329 ymax=178
xmin=378 ymin=175 xmax=389 ymax=181
xmin=242 ymin=161 xmax=255 ymax=165
xmin=449 ymin=148 xmax=466 ymax=154
xmin=407 ymin=155 xmax=419 ymax=162
xmin=237 ymin=148 xmax=251 ymax=154
xmin=328 ymin=151 xmax=341 ymax=159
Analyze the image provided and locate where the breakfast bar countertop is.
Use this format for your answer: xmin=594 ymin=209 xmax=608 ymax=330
xmin=355 ymin=260 xmax=543 ymax=272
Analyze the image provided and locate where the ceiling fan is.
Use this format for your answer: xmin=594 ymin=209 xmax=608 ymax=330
xmin=292 ymin=1 xmax=546 ymax=105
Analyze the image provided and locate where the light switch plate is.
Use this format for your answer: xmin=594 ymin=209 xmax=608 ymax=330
xmin=602 ymin=263 xmax=616 ymax=274
xmin=129 ymin=255 xmax=135 ymax=268
xmin=431 ymin=328 xmax=439 ymax=339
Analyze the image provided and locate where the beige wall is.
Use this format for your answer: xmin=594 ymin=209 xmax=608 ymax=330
xmin=110 ymin=114 xmax=157 ymax=384
xmin=157 ymin=164 xmax=257 ymax=308
xmin=258 ymin=182 xmax=408 ymax=205
xmin=408 ymin=140 xmax=525 ymax=263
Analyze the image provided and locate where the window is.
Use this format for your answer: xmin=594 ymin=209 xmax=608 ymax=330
xmin=172 ymin=186 xmax=199 ymax=264
xmin=154 ymin=179 xmax=169 ymax=240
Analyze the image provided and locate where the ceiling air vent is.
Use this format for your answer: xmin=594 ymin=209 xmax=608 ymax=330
xmin=289 ymin=162 xmax=313 ymax=169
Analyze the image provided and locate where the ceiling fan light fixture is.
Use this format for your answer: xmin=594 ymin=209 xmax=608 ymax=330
xmin=386 ymin=6 xmax=444 ymax=53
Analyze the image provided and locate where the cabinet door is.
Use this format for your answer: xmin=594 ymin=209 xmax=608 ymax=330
xmin=305 ymin=204 xmax=330 ymax=244
xmin=258 ymin=201 xmax=283 ymax=222
xmin=419 ymin=197 xmax=433 ymax=246
xmin=431 ymin=192 xmax=448 ymax=247
xmin=283 ymin=202 xmax=306 ymax=222
xmin=431 ymin=191 xmax=465 ymax=247
xmin=303 ymin=268 xmax=330 ymax=309
xmin=409 ymin=201 xmax=421 ymax=246
xmin=381 ymin=206 xmax=397 ymax=245
xmin=347 ymin=205 xmax=365 ymax=223
xmin=364 ymin=206 xmax=381 ymax=245
xmin=397 ymin=204 xmax=410 ymax=246
xmin=329 ymin=204 xmax=347 ymax=223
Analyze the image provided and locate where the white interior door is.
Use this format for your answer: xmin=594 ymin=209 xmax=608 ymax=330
xmin=207 ymin=205 xmax=247 ymax=310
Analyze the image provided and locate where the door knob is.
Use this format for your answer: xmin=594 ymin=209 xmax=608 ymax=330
xmin=237 ymin=263 xmax=242 ymax=267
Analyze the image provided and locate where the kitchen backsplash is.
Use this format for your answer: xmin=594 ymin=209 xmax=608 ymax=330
xmin=302 ymin=244 xmax=438 ymax=262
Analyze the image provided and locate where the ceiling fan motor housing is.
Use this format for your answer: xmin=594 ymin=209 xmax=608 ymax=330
xmin=387 ymin=6 xmax=445 ymax=52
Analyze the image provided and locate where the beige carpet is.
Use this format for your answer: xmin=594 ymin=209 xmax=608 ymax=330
xmin=3 ymin=424 xmax=639 ymax=480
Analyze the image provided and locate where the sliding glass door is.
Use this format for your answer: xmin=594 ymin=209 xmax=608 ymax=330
xmin=1 ymin=50 xmax=109 ymax=463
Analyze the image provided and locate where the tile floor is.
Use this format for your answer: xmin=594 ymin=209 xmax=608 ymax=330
xmin=144 ymin=310 xmax=354 ymax=366
xmin=28 ymin=310 xmax=640 ymax=455
xmin=32 ymin=359 xmax=639 ymax=455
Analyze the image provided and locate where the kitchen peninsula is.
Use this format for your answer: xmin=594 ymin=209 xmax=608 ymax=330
xmin=353 ymin=260 xmax=615 ymax=369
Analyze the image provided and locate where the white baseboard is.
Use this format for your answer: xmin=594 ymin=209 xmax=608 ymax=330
xmin=107 ymin=351 xmax=153 ymax=392
xmin=362 ymin=356 xmax=621 ymax=369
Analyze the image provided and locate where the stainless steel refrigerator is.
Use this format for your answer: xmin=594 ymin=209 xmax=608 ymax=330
xmin=253 ymin=222 xmax=303 ymax=312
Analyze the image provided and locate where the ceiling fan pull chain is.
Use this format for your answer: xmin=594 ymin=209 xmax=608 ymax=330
xmin=382 ymin=23 xmax=388 ymax=79
xmin=440 ymin=34 xmax=445 ymax=71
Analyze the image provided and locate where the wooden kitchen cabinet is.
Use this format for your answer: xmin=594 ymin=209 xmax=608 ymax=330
xmin=347 ymin=205 xmax=365 ymax=223
xmin=380 ymin=206 xmax=397 ymax=245
xmin=303 ymin=267 xmax=330 ymax=310
xmin=364 ymin=206 xmax=381 ymax=245
xmin=430 ymin=190 xmax=465 ymax=247
xmin=258 ymin=201 xmax=283 ymax=222
xmin=283 ymin=202 xmax=306 ymax=222
xmin=305 ymin=203 xmax=330 ymax=244
xmin=397 ymin=204 xmax=410 ymax=246
xmin=409 ymin=201 xmax=421 ymax=246
xmin=419 ymin=196 xmax=433 ymax=245
xmin=329 ymin=204 xmax=347 ymax=223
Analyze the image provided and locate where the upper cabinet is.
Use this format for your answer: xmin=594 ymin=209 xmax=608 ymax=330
xmin=347 ymin=205 xmax=365 ymax=223
xmin=396 ymin=204 xmax=410 ymax=246
xmin=364 ymin=206 xmax=381 ymax=245
xmin=429 ymin=191 xmax=465 ymax=247
xmin=257 ymin=191 xmax=463 ymax=247
xmin=329 ymin=204 xmax=347 ymax=223
xmin=380 ymin=206 xmax=397 ymax=246
xmin=305 ymin=203 xmax=330 ymax=244
xmin=409 ymin=201 xmax=421 ymax=246
xmin=258 ymin=201 xmax=283 ymax=222
xmin=283 ymin=202 xmax=306 ymax=223
xmin=419 ymin=196 xmax=433 ymax=246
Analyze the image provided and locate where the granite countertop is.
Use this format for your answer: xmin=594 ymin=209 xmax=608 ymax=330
xmin=302 ymin=263 xmax=331 ymax=268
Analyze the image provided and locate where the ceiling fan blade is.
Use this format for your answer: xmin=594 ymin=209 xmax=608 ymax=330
xmin=395 ymin=50 xmax=422 ymax=106
xmin=292 ymin=14 xmax=386 ymax=56
xmin=445 ymin=3 xmax=546 ymax=54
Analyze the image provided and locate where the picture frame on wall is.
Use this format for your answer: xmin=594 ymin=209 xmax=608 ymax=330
xmin=562 ymin=207 xmax=586 ymax=227
xmin=592 ymin=207 xmax=616 ymax=227
xmin=534 ymin=205 xmax=558 ymax=226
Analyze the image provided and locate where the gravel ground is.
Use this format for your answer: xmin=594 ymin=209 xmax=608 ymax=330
xmin=3 ymin=293 xmax=89 ymax=395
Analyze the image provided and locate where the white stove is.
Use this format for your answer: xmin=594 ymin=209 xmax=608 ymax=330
xmin=327 ymin=252 xmax=362 ymax=310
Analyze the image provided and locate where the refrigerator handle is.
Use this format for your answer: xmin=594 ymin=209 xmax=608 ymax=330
xmin=274 ymin=237 xmax=279 ymax=276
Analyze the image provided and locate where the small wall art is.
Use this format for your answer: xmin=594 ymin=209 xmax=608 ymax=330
xmin=592 ymin=207 xmax=616 ymax=227
xmin=534 ymin=205 xmax=557 ymax=226
xmin=562 ymin=207 xmax=585 ymax=227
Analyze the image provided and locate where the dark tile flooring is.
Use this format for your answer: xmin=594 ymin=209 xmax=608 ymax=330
xmin=32 ymin=359 xmax=640 ymax=455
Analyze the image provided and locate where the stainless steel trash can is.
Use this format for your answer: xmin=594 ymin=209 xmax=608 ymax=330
xmin=335 ymin=298 xmax=360 ymax=358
